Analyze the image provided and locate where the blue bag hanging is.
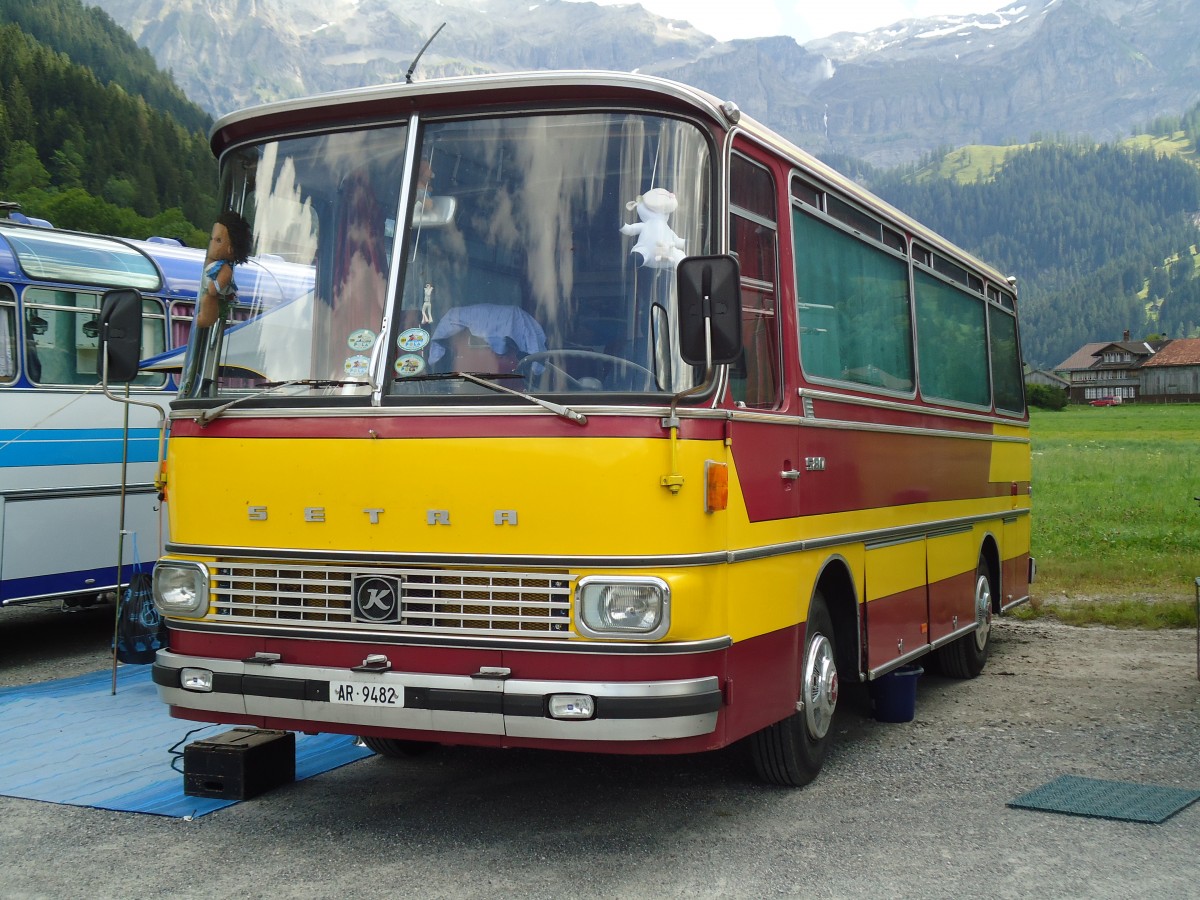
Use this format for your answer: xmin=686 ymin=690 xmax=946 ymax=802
xmin=114 ymin=535 xmax=165 ymax=665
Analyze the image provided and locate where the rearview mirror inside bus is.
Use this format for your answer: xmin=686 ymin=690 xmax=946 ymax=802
xmin=676 ymin=254 xmax=741 ymax=366
xmin=412 ymin=195 xmax=457 ymax=228
xmin=98 ymin=288 xmax=144 ymax=382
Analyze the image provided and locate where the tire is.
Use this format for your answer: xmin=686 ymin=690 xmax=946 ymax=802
xmin=934 ymin=557 xmax=993 ymax=679
xmin=748 ymin=592 xmax=839 ymax=787
xmin=360 ymin=737 xmax=435 ymax=758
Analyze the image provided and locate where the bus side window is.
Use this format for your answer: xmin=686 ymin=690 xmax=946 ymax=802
xmin=729 ymin=154 xmax=779 ymax=409
xmin=0 ymin=287 xmax=15 ymax=382
xmin=24 ymin=288 xmax=166 ymax=387
xmin=793 ymin=206 xmax=914 ymax=394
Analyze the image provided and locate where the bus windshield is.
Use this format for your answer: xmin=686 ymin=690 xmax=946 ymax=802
xmin=181 ymin=112 xmax=713 ymax=401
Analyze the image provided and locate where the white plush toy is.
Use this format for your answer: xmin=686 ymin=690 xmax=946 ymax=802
xmin=620 ymin=187 xmax=686 ymax=269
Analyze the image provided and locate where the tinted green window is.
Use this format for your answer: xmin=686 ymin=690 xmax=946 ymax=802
xmin=989 ymin=305 xmax=1025 ymax=413
xmin=914 ymin=269 xmax=988 ymax=406
xmin=794 ymin=209 xmax=913 ymax=392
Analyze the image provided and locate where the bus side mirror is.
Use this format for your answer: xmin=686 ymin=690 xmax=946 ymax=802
xmin=98 ymin=288 xmax=144 ymax=382
xmin=676 ymin=255 xmax=742 ymax=366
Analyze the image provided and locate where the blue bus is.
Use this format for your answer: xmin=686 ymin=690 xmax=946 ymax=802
xmin=0 ymin=210 xmax=311 ymax=608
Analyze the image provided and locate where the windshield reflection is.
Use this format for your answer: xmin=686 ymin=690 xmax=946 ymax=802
xmin=183 ymin=112 xmax=712 ymax=402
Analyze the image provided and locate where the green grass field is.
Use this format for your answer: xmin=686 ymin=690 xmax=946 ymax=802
xmin=1028 ymin=403 xmax=1199 ymax=624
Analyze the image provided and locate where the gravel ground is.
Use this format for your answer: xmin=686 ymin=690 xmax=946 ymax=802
xmin=1 ymin=602 xmax=1198 ymax=899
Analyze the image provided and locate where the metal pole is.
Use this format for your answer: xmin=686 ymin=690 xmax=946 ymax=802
xmin=110 ymin=383 xmax=132 ymax=695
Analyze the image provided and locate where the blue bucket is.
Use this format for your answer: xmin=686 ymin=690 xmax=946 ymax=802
xmin=870 ymin=665 xmax=923 ymax=723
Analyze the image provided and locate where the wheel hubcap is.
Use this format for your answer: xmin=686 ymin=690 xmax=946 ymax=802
xmin=973 ymin=573 xmax=993 ymax=652
xmin=802 ymin=633 xmax=838 ymax=740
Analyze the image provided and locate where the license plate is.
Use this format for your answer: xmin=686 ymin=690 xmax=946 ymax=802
xmin=329 ymin=681 xmax=404 ymax=707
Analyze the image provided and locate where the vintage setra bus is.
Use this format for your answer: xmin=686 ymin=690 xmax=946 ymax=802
xmin=123 ymin=71 xmax=1033 ymax=785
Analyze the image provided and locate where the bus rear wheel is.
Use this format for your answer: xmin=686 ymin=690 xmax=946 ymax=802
xmin=934 ymin=557 xmax=993 ymax=679
xmin=748 ymin=593 xmax=838 ymax=787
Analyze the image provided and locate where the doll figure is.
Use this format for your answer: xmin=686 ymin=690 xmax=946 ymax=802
xmin=620 ymin=187 xmax=686 ymax=269
xmin=196 ymin=210 xmax=252 ymax=328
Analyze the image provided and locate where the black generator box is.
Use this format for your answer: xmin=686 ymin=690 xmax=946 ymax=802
xmin=184 ymin=728 xmax=296 ymax=800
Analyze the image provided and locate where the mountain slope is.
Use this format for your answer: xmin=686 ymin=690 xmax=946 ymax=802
xmin=870 ymin=139 xmax=1200 ymax=365
xmin=89 ymin=0 xmax=1200 ymax=165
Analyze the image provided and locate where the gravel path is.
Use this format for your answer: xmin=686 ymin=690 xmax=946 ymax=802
xmin=1 ymin=603 xmax=1197 ymax=899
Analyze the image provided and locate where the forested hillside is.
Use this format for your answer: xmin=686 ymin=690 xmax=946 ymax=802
xmin=0 ymin=0 xmax=215 ymax=244
xmin=870 ymin=140 xmax=1200 ymax=367
xmin=0 ymin=0 xmax=209 ymax=133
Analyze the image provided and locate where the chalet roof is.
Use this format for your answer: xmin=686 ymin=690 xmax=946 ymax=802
xmin=1054 ymin=342 xmax=1107 ymax=371
xmin=1026 ymin=369 xmax=1070 ymax=387
xmin=1140 ymin=338 xmax=1200 ymax=367
xmin=1091 ymin=341 xmax=1159 ymax=358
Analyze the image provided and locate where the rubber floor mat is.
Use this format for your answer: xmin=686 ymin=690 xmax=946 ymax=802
xmin=1007 ymin=774 xmax=1200 ymax=824
xmin=0 ymin=665 xmax=372 ymax=818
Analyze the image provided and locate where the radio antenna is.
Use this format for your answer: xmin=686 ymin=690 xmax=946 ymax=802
xmin=406 ymin=22 xmax=447 ymax=84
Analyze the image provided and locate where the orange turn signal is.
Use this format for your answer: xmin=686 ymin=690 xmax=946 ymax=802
xmin=705 ymin=461 xmax=728 ymax=513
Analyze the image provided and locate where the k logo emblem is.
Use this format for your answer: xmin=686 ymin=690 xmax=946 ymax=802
xmin=352 ymin=575 xmax=402 ymax=623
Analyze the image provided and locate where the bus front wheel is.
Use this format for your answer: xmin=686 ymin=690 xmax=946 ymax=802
xmin=360 ymin=737 xmax=435 ymax=758
xmin=748 ymin=593 xmax=838 ymax=787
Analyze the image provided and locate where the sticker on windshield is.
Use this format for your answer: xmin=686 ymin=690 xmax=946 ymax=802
xmin=348 ymin=329 xmax=377 ymax=352
xmin=344 ymin=355 xmax=371 ymax=378
xmin=397 ymin=327 xmax=430 ymax=352
xmin=394 ymin=354 xmax=426 ymax=377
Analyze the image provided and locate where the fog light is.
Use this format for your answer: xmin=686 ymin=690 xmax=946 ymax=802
xmin=180 ymin=667 xmax=214 ymax=692
xmin=548 ymin=694 xmax=595 ymax=719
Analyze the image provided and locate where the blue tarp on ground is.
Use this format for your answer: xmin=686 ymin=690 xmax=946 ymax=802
xmin=0 ymin=665 xmax=372 ymax=818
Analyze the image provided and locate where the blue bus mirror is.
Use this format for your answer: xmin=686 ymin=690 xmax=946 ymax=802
xmin=98 ymin=288 xmax=143 ymax=382
xmin=676 ymin=254 xmax=742 ymax=366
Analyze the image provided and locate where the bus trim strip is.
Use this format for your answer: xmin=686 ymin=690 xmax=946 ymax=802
xmin=164 ymin=508 xmax=1029 ymax=569
xmin=165 ymin=618 xmax=734 ymax=655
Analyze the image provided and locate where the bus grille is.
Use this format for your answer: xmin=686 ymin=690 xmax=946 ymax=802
xmin=210 ymin=563 xmax=574 ymax=635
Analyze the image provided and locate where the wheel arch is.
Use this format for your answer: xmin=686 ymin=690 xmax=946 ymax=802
xmin=812 ymin=554 xmax=862 ymax=682
xmin=978 ymin=531 xmax=1001 ymax=614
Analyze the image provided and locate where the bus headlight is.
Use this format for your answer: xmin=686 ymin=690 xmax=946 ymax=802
xmin=152 ymin=561 xmax=210 ymax=617
xmin=576 ymin=577 xmax=670 ymax=640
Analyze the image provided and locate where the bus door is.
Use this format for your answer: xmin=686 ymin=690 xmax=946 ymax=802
xmin=927 ymin=525 xmax=978 ymax=643
xmin=864 ymin=535 xmax=930 ymax=672
xmin=726 ymin=151 xmax=796 ymax=520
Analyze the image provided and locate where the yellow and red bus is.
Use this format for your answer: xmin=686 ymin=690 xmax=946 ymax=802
xmin=113 ymin=72 xmax=1032 ymax=786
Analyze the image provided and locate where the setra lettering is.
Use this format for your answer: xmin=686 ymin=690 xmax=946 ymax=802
xmin=243 ymin=506 xmax=518 ymax=526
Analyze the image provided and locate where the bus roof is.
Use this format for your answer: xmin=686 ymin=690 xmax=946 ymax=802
xmin=127 ymin=237 xmax=208 ymax=298
xmin=209 ymin=70 xmax=731 ymax=154
xmin=209 ymin=69 xmax=1013 ymax=292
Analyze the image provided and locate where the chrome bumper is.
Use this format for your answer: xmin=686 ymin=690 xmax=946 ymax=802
xmin=152 ymin=650 xmax=723 ymax=742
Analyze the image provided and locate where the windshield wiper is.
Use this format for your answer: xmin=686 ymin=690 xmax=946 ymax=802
xmin=457 ymin=372 xmax=587 ymax=425
xmin=257 ymin=379 xmax=369 ymax=389
xmin=194 ymin=379 xmax=370 ymax=426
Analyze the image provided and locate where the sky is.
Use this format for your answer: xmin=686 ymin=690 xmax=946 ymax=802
xmin=574 ymin=0 xmax=1011 ymax=43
